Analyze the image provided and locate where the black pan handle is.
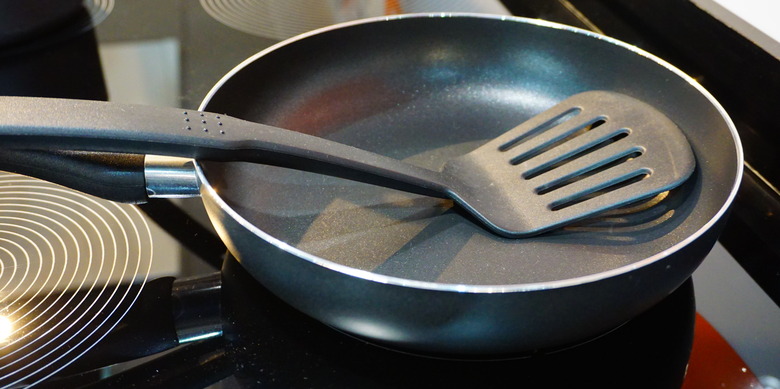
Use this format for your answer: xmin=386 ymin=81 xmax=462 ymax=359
xmin=58 ymin=272 xmax=223 ymax=375
xmin=0 ymin=96 xmax=449 ymax=198
xmin=0 ymin=149 xmax=149 ymax=203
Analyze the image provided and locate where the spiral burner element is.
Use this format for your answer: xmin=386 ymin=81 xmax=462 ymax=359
xmin=199 ymin=0 xmax=389 ymax=40
xmin=84 ymin=0 xmax=115 ymax=28
xmin=0 ymin=172 xmax=152 ymax=387
xmin=198 ymin=0 xmax=510 ymax=40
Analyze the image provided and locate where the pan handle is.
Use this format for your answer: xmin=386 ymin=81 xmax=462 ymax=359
xmin=0 ymin=149 xmax=150 ymax=203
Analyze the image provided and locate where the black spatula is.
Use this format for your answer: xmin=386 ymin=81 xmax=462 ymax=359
xmin=0 ymin=91 xmax=695 ymax=237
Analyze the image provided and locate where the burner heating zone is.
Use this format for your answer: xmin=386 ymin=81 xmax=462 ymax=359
xmin=0 ymin=172 xmax=152 ymax=387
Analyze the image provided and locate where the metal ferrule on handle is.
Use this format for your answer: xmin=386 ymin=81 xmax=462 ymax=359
xmin=144 ymin=155 xmax=200 ymax=198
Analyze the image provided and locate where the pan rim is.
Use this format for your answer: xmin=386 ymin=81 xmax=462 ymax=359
xmin=197 ymin=12 xmax=743 ymax=293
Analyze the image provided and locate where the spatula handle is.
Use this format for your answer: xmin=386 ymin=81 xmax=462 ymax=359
xmin=0 ymin=96 xmax=450 ymax=199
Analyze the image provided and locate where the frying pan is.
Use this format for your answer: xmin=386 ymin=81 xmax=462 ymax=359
xmin=1 ymin=14 xmax=741 ymax=356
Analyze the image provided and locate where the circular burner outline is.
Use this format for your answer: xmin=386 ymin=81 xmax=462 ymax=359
xmin=0 ymin=173 xmax=153 ymax=387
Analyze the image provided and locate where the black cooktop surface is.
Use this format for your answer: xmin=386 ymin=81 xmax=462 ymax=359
xmin=0 ymin=1 xmax=777 ymax=388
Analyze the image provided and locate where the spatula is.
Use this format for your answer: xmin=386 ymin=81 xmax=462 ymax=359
xmin=0 ymin=91 xmax=694 ymax=237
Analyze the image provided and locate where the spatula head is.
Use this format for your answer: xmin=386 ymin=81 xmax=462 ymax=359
xmin=442 ymin=91 xmax=696 ymax=237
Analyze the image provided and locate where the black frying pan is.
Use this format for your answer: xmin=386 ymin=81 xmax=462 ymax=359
xmin=0 ymin=14 xmax=742 ymax=356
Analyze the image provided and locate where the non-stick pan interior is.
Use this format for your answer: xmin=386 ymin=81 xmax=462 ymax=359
xmin=200 ymin=15 xmax=740 ymax=286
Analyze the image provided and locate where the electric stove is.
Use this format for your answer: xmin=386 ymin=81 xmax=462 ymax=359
xmin=0 ymin=1 xmax=778 ymax=388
